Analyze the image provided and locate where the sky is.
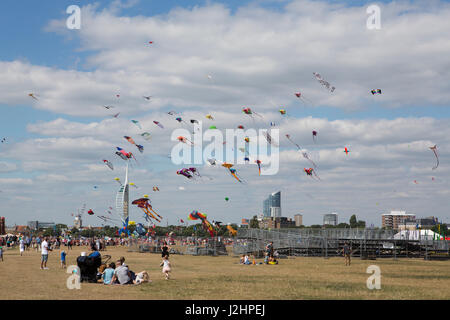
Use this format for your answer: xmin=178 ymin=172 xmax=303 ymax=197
xmin=0 ymin=0 xmax=449 ymax=228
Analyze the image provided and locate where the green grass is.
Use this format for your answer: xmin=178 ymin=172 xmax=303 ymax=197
xmin=0 ymin=246 xmax=449 ymax=300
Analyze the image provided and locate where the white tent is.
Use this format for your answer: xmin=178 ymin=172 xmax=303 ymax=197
xmin=393 ymin=229 xmax=443 ymax=240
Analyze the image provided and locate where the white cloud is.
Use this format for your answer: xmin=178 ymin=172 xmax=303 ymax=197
xmin=1 ymin=0 xmax=450 ymax=225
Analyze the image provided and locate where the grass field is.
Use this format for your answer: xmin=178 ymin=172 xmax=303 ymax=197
xmin=1 ymin=246 xmax=449 ymax=300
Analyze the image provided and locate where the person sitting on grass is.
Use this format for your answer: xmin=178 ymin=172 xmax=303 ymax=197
xmin=244 ymin=254 xmax=251 ymax=265
xmin=239 ymin=255 xmax=245 ymax=264
xmin=133 ymin=271 xmax=151 ymax=285
xmin=102 ymin=262 xmax=116 ymax=285
xmin=110 ymin=260 xmax=132 ymax=285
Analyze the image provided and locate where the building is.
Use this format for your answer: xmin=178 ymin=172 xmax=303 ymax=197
xmin=323 ymin=213 xmax=338 ymax=226
xmin=15 ymin=225 xmax=30 ymax=234
xmin=259 ymin=217 xmax=296 ymax=229
xmin=240 ymin=219 xmax=249 ymax=228
xmin=270 ymin=207 xmax=281 ymax=218
xmin=74 ymin=214 xmax=82 ymax=229
xmin=294 ymin=214 xmax=303 ymax=227
xmin=416 ymin=216 xmax=438 ymax=229
xmin=27 ymin=221 xmax=56 ymax=231
xmin=382 ymin=211 xmax=416 ymax=230
xmin=0 ymin=217 xmax=5 ymax=235
xmin=263 ymin=191 xmax=281 ymax=218
xmin=397 ymin=219 xmax=417 ymax=231
xmin=115 ymin=162 xmax=130 ymax=227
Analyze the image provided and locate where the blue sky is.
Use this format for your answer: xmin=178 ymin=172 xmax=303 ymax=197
xmin=1 ymin=0 xmax=449 ymax=228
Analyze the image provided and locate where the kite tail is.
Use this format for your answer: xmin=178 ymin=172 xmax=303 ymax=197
xmin=149 ymin=207 xmax=163 ymax=220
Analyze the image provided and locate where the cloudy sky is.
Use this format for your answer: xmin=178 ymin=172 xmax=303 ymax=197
xmin=0 ymin=0 xmax=449 ymax=228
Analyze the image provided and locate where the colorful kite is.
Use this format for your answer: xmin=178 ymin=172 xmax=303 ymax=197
xmin=124 ymin=136 xmax=136 ymax=145
xmin=103 ymin=159 xmax=114 ymax=170
xmin=177 ymin=167 xmax=200 ymax=179
xmin=141 ymin=132 xmax=151 ymax=141
xmin=114 ymin=177 xmax=122 ymax=185
xmin=88 ymin=209 xmax=95 ymax=215
xmin=28 ymin=93 xmax=39 ymax=100
xmin=263 ymin=131 xmax=279 ymax=147
xmin=344 ymin=147 xmax=350 ymax=155
xmin=294 ymin=91 xmax=313 ymax=104
xmin=188 ymin=210 xmax=215 ymax=237
xmin=115 ymin=147 xmax=137 ymax=162
xmin=177 ymin=136 xmax=194 ymax=145
xmin=285 ymin=134 xmax=316 ymax=168
xmin=132 ymin=197 xmax=162 ymax=223
xmin=313 ymin=72 xmax=335 ymax=92
xmin=136 ymin=144 xmax=144 ymax=153
xmin=255 ymin=160 xmax=262 ymax=175
xmin=242 ymin=107 xmax=263 ymax=120
xmin=304 ymin=168 xmax=321 ymax=180
xmin=153 ymin=121 xmax=164 ymax=129
xmin=237 ymin=125 xmax=244 ymax=129
xmin=222 ymin=163 xmax=244 ymax=183
xmin=429 ymin=145 xmax=439 ymax=170
xmin=279 ymin=109 xmax=286 ymax=115
xmin=153 ymin=187 xmax=160 ymax=191
xmin=371 ymin=89 xmax=382 ymax=95
xmin=227 ymin=225 xmax=237 ymax=236
xmin=206 ymin=114 xmax=214 ymax=120
xmin=131 ymin=120 xmax=142 ymax=129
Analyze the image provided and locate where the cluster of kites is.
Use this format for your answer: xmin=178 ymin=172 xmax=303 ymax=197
xmin=25 ymin=42 xmax=442 ymax=238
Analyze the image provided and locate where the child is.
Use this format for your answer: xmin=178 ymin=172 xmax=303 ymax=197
xmin=133 ymin=271 xmax=151 ymax=284
xmin=244 ymin=254 xmax=251 ymax=265
xmin=60 ymin=250 xmax=67 ymax=268
xmin=160 ymin=255 xmax=172 ymax=280
xmin=102 ymin=262 xmax=116 ymax=285
xmin=239 ymin=255 xmax=245 ymax=264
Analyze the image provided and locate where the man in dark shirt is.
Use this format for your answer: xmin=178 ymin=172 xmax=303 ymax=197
xmin=342 ymin=242 xmax=352 ymax=266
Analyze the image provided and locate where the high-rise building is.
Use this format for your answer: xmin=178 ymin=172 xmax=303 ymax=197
xmin=382 ymin=211 xmax=416 ymax=230
xmin=0 ymin=217 xmax=5 ymax=235
xmin=323 ymin=213 xmax=338 ymax=226
xmin=263 ymin=191 xmax=281 ymax=218
xmin=294 ymin=214 xmax=303 ymax=227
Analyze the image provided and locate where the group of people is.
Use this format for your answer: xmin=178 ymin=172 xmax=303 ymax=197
xmin=98 ymin=256 xmax=150 ymax=285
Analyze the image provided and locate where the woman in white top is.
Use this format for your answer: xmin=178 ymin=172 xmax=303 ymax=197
xmin=19 ymin=239 xmax=25 ymax=256
xmin=160 ymin=255 xmax=172 ymax=280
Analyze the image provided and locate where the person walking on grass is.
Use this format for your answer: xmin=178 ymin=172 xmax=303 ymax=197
xmin=40 ymin=237 xmax=51 ymax=270
xmin=19 ymin=237 xmax=25 ymax=256
xmin=160 ymin=255 xmax=172 ymax=280
xmin=60 ymin=250 xmax=67 ymax=269
xmin=342 ymin=242 xmax=352 ymax=266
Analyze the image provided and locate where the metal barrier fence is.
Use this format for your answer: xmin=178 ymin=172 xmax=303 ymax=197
xmin=233 ymin=228 xmax=449 ymax=258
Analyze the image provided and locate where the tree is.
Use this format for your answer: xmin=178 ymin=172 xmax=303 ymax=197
xmin=349 ymin=215 xmax=358 ymax=228
xmin=356 ymin=220 xmax=366 ymax=228
xmin=337 ymin=223 xmax=350 ymax=228
xmin=249 ymin=215 xmax=259 ymax=228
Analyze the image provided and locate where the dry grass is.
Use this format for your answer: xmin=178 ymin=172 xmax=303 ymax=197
xmin=1 ymin=246 xmax=449 ymax=300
